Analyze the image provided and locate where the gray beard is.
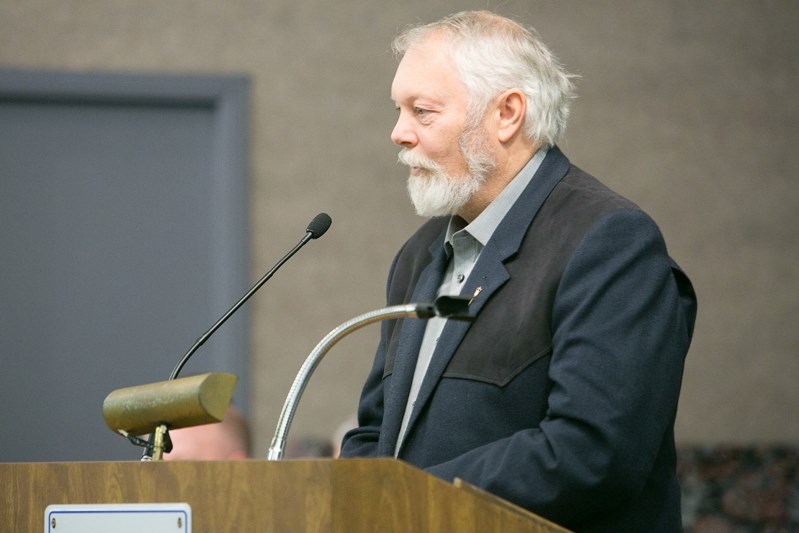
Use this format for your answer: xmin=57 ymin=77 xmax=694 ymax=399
xmin=400 ymin=128 xmax=496 ymax=217
xmin=405 ymin=166 xmax=480 ymax=217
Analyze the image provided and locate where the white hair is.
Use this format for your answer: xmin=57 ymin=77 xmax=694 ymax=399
xmin=392 ymin=11 xmax=576 ymax=147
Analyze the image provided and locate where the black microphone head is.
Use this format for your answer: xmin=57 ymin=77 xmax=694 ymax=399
xmin=306 ymin=212 xmax=332 ymax=239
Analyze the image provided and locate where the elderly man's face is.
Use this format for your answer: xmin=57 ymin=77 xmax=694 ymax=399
xmin=391 ymin=35 xmax=494 ymax=217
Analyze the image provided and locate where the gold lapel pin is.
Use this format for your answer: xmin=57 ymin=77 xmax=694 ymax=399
xmin=469 ymin=286 xmax=483 ymax=305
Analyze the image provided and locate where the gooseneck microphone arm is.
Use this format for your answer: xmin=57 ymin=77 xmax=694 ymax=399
xmin=266 ymin=296 xmax=471 ymax=461
xmin=168 ymin=213 xmax=332 ymax=381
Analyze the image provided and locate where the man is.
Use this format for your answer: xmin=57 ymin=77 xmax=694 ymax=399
xmin=339 ymin=10 xmax=697 ymax=532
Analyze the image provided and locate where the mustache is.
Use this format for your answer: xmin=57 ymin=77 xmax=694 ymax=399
xmin=398 ymin=149 xmax=437 ymax=171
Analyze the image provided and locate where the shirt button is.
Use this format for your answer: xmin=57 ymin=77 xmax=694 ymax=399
xmin=456 ymin=274 xmax=465 ymax=283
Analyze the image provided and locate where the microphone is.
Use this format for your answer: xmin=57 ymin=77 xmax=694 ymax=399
xmin=168 ymin=212 xmax=332 ymax=380
xmin=306 ymin=212 xmax=332 ymax=239
xmin=128 ymin=213 xmax=331 ymax=460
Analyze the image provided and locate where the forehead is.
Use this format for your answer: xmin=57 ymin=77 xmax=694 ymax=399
xmin=391 ymin=35 xmax=467 ymax=104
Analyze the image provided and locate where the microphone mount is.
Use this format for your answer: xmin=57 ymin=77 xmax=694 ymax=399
xmin=266 ymin=296 xmax=473 ymax=461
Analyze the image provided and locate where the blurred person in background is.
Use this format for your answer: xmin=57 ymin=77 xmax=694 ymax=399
xmin=164 ymin=406 xmax=250 ymax=461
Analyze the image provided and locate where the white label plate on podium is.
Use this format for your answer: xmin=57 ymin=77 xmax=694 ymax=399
xmin=45 ymin=503 xmax=191 ymax=532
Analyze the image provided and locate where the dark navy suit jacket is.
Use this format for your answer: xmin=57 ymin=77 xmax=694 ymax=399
xmin=341 ymin=147 xmax=697 ymax=532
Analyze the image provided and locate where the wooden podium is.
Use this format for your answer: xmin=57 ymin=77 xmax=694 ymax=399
xmin=1 ymin=458 xmax=570 ymax=532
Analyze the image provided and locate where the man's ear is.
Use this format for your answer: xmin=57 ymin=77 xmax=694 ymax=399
xmin=496 ymin=89 xmax=526 ymax=143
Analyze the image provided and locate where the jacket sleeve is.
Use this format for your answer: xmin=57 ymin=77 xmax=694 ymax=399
xmin=424 ymin=209 xmax=696 ymax=525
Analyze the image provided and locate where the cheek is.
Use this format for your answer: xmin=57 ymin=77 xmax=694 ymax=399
xmin=439 ymin=146 xmax=470 ymax=177
xmin=420 ymin=132 xmax=467 ymax=172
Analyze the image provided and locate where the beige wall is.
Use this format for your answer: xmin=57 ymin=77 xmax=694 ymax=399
xmin=2 ymin=0 xmax=797 ymax=455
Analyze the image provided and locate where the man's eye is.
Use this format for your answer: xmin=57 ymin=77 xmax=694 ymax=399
xmin=414 ymin=107 xmax=430 ymax=116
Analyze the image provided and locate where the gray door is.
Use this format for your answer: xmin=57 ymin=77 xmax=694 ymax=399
xmin=0 ymin=69 xmax=249 ymax=461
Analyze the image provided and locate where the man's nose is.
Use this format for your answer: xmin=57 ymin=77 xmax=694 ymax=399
xmin=391 ymin=113 xmax=416 ymax=147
